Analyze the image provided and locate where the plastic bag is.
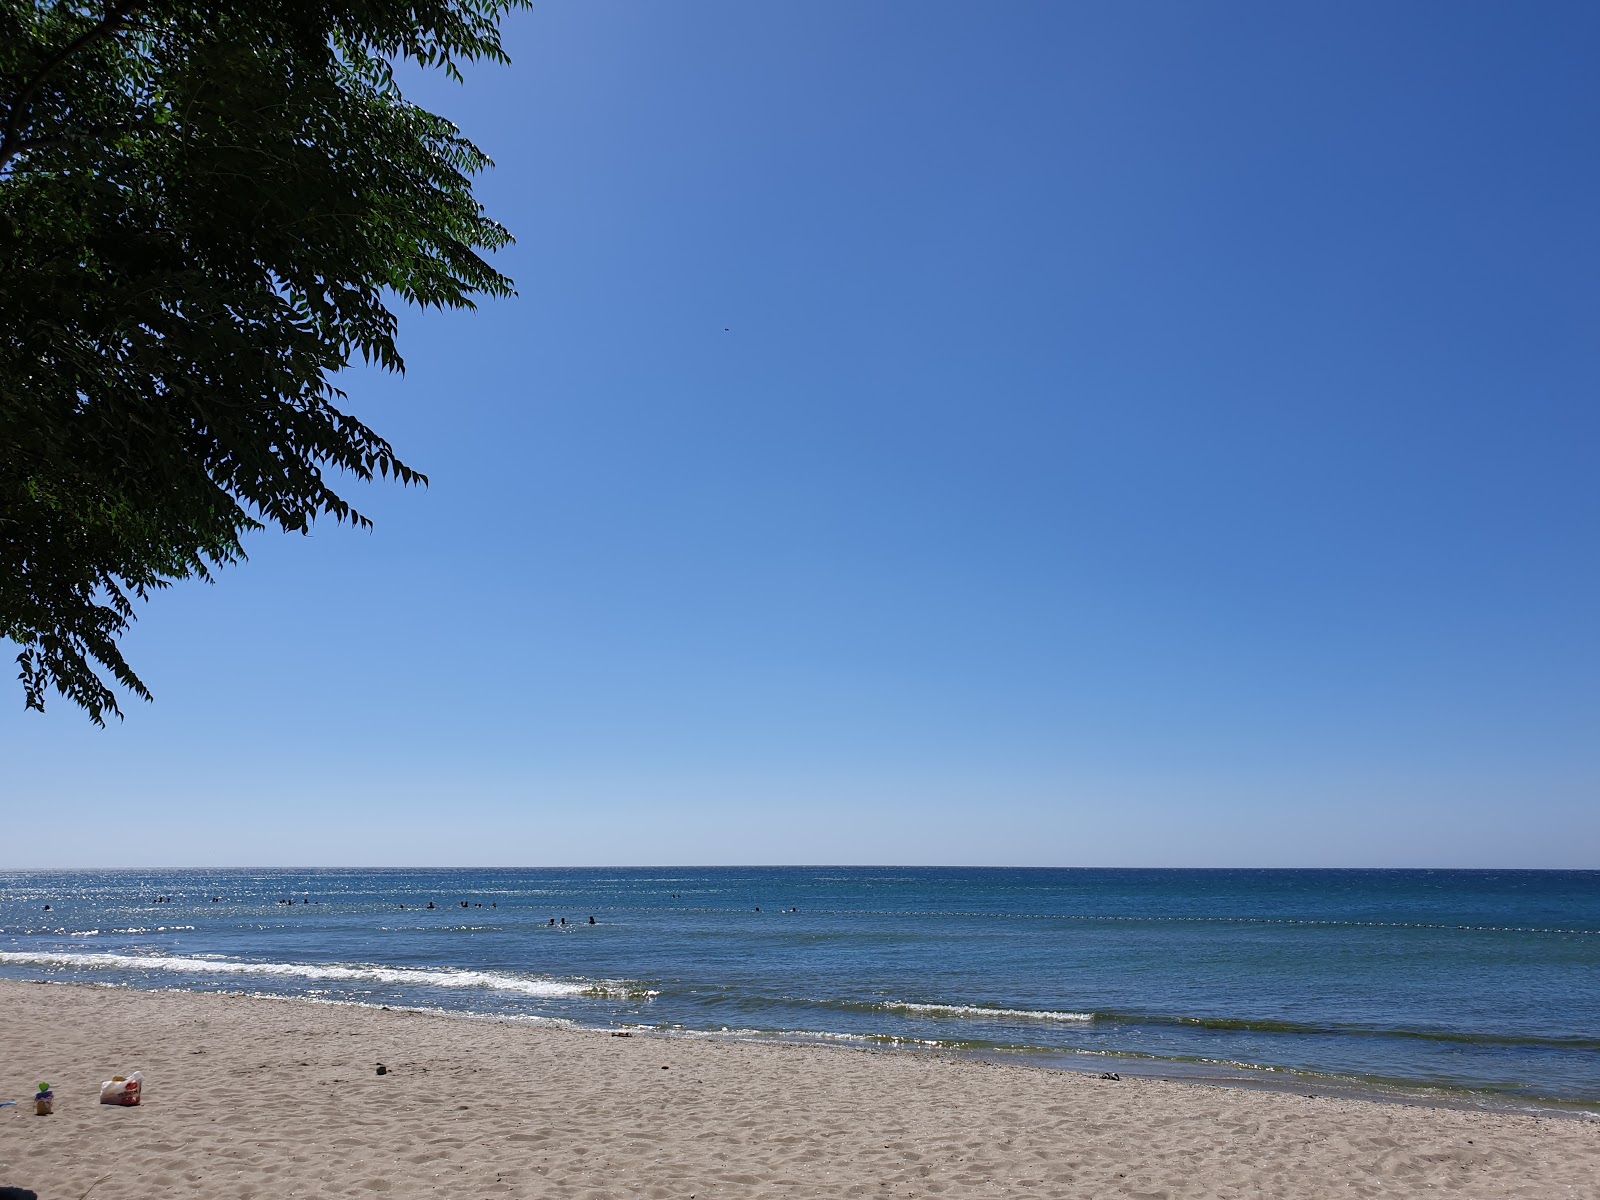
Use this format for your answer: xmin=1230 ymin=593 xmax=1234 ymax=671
xmin=99 ymin=1072 xmax=143 ymax=1106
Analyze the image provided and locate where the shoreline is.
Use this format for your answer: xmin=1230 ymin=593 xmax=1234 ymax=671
xmin=2 ymin=980 xmax=1597 ymax=1198
xmin=10 ymin=976 xmax=1598 ymax=1121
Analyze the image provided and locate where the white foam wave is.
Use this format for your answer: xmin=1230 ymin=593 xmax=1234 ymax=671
xmin=0 ymin=951 xmax=650 ymax=999
xmin=657 ymin=1026 xmax=927 ymax=1046
xmin=108 ymin=927 xmax=196 ymax=934
xmin=60 ymin=926 xmax=194 ymax=936
xmin=780 ymin=1029 xmax=948 ymax=1046
xmin=886 ymin=1001 xmax=1094 ymax=1023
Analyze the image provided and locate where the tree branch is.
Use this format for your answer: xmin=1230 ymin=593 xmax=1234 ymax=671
xmin=0 ymin=109 xmax=165 ymax=179
xmin=0 ymin=0 xmax=146 ymax=172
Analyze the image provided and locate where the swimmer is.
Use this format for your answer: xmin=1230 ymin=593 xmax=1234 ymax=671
xmin=588 ymin=916 xmax=596 ymax=925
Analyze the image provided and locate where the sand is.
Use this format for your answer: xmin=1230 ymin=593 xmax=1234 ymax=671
xmin=0 ymin=980 xmax=1595 ymax=1198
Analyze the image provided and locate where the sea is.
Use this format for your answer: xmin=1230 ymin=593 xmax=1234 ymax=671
xmin=2 ymin=867 xmax=1596 ymax=1113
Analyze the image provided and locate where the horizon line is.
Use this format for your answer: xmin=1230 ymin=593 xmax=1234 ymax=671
xmin=3 ymin=864 xmax=1594 ymax=873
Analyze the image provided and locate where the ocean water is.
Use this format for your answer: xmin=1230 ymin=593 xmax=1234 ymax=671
xmin=2 ymin=867 xmax=1596 ymax=1111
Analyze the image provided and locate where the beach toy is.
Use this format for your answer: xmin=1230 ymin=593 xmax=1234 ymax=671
xmin=34 ymin=1084 xmax=53 ymax=1116
xmin=99 ymin=1072 xmax=143 ymax=1106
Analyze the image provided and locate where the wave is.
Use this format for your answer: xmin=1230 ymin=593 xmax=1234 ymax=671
xmin=752 ymin=994 xmax=1598 ymax=1052
xmin=108 ymin=926 xmax=196 ymax=934
xmin=7 ymin=951 xmax=1591 ymax=1056
xmin=1086 ymin=1009 xmax=1600 ymax=1052
xmin=646 ymin=1024 xmax=956 ymax=1049
xmin=0 ymin=950 xmax=653 ymax=999
xmin=714 ymin=993 xmax=1095 ymax=1024
xmin=882 ymin=1001 xmax=1094 ymax=1023
xmin=40 ymin=927 xmax=196 ymax=937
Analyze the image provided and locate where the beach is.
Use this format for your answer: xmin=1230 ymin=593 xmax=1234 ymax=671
xmin=1 ymin=981 xmax=1595 ymax=1198
xmin=9 ymin=868 xmax=1597 ymax=1105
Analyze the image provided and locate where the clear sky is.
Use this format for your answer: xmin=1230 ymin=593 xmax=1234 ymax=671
xmin=6 ymin=1 xmax=1598 ymax=868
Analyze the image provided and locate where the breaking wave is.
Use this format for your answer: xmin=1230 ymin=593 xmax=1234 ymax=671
xmin=0 ymin=950 xmax=653 ymax=999
xmin=881 ymin=1001 xmax=1094 ymax=1022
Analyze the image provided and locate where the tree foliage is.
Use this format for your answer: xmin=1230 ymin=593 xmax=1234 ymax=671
xmin=0 ymin=0 xmax=524 ymax=723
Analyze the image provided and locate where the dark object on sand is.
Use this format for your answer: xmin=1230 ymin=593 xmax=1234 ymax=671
xmin=376 ymin=1063 xmax=388 ymax=1075
xmin=612 ymin=1031 xmax=632 ymax=1038
xmin=1099 ymin=1072 xmax=1120 ymax=1081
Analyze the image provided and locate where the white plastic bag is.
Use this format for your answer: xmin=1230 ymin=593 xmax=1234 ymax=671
xmin=99 ymin=1071 xmax=143 ymax=1106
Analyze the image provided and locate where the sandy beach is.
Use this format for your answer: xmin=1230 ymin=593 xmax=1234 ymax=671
xmin=0 ymin=980 xmax=1595 ymax=1198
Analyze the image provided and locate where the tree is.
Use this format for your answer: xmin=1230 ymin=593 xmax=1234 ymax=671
xmin=0 ymin=0 xmax=525 ymax=724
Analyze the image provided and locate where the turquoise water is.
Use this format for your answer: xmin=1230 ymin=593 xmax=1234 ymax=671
xmin=2 ymin=867 xmax=1596 ymax=1109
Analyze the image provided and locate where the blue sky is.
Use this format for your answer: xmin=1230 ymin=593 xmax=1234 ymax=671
xmin=6 ymin=1 xmax=1598 ymax=867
